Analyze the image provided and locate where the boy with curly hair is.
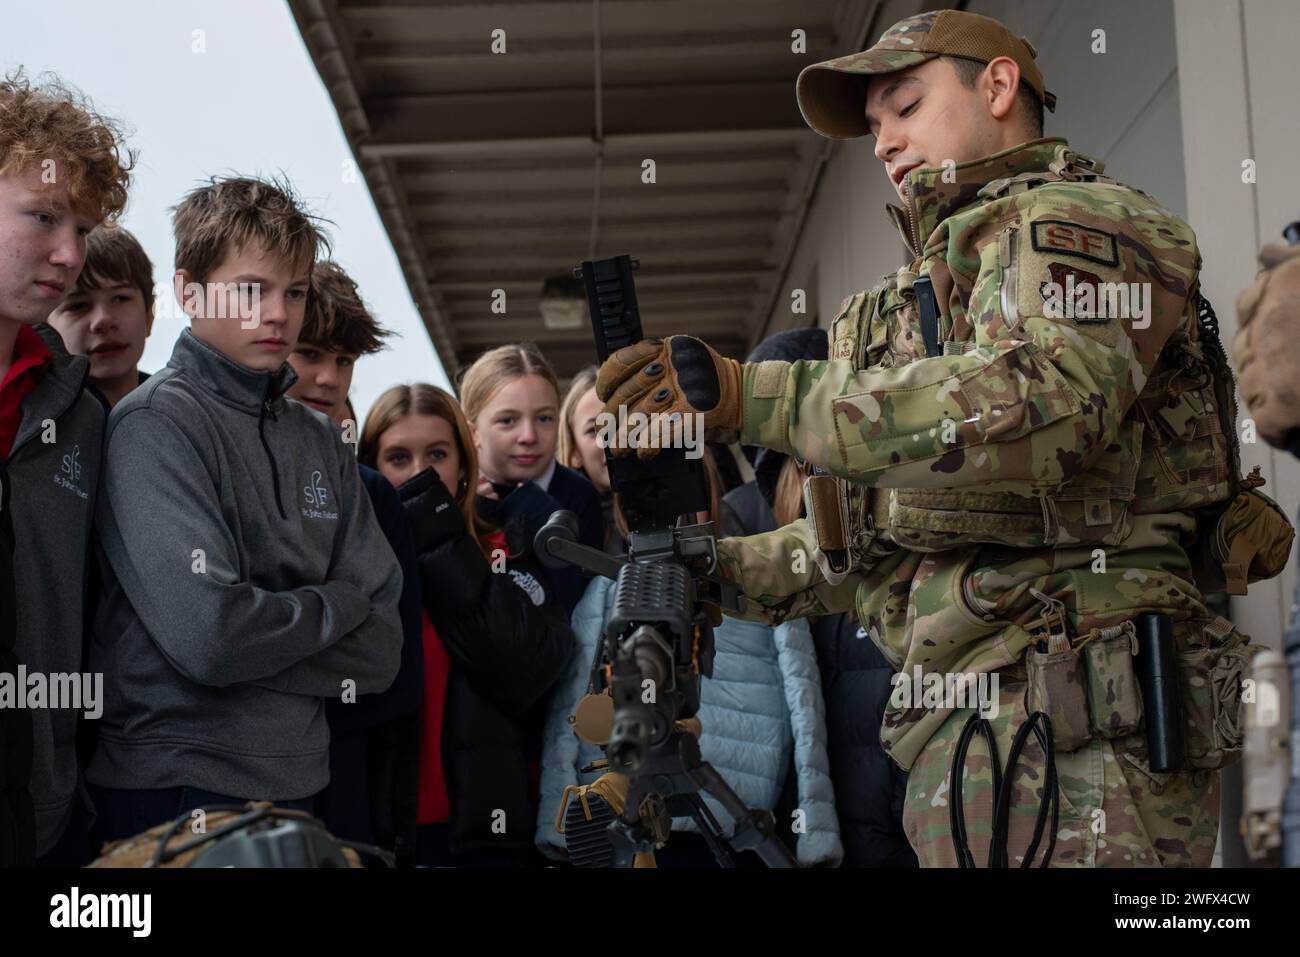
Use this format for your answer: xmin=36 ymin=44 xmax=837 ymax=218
xmin=0 ymin=68 xmax=133 ymax=865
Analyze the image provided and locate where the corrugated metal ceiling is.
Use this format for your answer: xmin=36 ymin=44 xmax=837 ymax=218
xmin=289 ymin=0 xmax=882 ymax=379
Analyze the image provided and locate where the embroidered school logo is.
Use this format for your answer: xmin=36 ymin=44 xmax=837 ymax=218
xmin=52 ymin=444 xmax=88 ymax=500
xmin=507 ymin=569 xmax=546 ymax=607
xmin=300 ymin=469 xmax=338 ymax=520
xmin=62 ymin=446 xmax=81 ymax=481
xmin=304 ymin=470 xmax=329 ymax=507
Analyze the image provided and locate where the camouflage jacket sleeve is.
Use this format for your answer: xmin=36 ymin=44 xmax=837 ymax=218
xmin=715 ymin=517 xmax=862 ymax=625
xmin=741 ymin=188 xmax=1199 ymax=488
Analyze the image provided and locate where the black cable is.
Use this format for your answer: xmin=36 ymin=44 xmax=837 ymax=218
xmin=990 ymin=711 xmax=1059 ymax=868
xmin=951 ymin=710 xmax=1060 ymax=869
xmin=1027 ymin=714 xmax=1060 ymax=868
xmin=949 ymin=713 xmax=1001 ymax=869
xmin=149 ymin=803 xmax=265 ymax=867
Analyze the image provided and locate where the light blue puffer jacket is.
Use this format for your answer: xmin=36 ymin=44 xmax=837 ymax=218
xmin=535 ymin=575 xmax=843 ymax=866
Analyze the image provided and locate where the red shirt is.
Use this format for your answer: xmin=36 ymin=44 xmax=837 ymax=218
xmin=0 ymin=325 xmax=53 ymax=461
xmin=417 ymin=528 xmax=512 ymax=826
xmin=416 ymin=610 xmax=452 ymax=825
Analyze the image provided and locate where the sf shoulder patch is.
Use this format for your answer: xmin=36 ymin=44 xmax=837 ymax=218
xmin=1015 ymin=217 xmax=1129 ymax=344
xmin=1030 ymin=219 xmax=1119 ymax=267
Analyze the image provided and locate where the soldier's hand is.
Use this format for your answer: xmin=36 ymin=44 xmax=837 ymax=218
xmin=595 ymin=335 xmax=743 ymax=459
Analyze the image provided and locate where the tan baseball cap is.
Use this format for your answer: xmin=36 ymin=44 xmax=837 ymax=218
xmin=797 ymin=9 xmax=1057 ymax=139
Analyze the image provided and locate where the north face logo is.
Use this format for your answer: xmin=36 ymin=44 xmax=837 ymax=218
xmin=507 ymin=569 xmax=546 ymax=607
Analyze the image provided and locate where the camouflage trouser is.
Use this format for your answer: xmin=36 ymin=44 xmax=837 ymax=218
xmin=902 ymin=675 xmax=1221 ymax=867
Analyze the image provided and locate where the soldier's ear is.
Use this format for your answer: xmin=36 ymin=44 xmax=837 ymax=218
xmin=984 ymin=56 xmax=1021 ymax=122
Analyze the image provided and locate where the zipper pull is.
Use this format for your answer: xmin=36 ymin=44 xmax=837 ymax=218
xmin=262 ymin=381 xmax=279 ymax=420
xmin=999 ymin=225 xmax=1018 ymax=268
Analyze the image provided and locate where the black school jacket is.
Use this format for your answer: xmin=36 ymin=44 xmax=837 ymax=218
xmin=0 ymin=457 xmax=34 ymax=865
xmin=398 ymin=470 xmax=574 ymax=858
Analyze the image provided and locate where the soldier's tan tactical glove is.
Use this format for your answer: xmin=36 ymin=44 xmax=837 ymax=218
xmin=595 ymin=336 xmax=743 ymax=459
xmin=1234 ymin=241 xmax=1300 ymax=453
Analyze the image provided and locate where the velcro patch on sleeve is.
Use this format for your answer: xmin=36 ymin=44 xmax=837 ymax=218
xmin=1017 ymin=223 xmax=1129 ymax=344
xmin=751 ymin=360 xmax=789 ymax=399
xmin=1030 ymin=219 xmax=1119 ymax=267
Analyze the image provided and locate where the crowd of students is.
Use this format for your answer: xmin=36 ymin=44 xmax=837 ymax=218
xmin=0 ymin=70 xmax=916 ymax=869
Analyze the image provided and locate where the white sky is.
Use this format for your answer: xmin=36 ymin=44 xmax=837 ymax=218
xmin=1 ymin=0 xmax=451 ymax=423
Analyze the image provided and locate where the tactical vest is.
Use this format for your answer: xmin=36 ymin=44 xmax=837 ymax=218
xmin=813 ymin=146 xmax=1291 ymax=596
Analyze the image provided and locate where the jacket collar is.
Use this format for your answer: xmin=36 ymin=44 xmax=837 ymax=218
xmin=167 ymin=328 xmax=298 ymax=413
xmin=11 ymin=325 xmax=91 ymax=454
xmin=886 ymin=137 xmax=1093 ymax=259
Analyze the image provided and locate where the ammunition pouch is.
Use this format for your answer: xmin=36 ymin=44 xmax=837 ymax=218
xmin=1026 ymin=633 xmax=1092 ymax=752
xmin=1027 ymin=622 xmax=1141 ymax=754
xmin=1189 ymin=484 xmax=1294 ymax=596
xmin=1081 ymin=622 xmax=1143 ymax=740
xmin=1176 ymin=616 xmax=1259 ymax=770
xmin=1022 ymin=612 xmax=1259 ymax=767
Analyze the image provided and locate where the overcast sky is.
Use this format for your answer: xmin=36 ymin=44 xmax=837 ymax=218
xmin=1 ymin=0 xmax=451 ymax=423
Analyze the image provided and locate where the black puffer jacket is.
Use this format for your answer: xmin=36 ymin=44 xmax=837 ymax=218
xmin=811 ymin=614 xmax=917 ymax=868
xmin=315 ymin=463 xmax=425 ymax=862
xmin=397 ymin=469 xmax=574 ymax=858
xmin=0 ymin=458 xmax=35 ymax=866
xmin=720 ymin=473 xmax=915 ymax=868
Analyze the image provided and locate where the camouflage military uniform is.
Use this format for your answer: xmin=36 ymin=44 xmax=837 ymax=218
xmin=716 ymin=137 xmax=1258 ymax=867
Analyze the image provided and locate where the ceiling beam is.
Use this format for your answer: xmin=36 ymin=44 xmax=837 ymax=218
xmin=365 ymin=80 xmax=804 ymax=148
xmin=432 ymin=262 xmax=772 ymax=283
xmin=454 ymin=317 xmax=748 ymax=345
xmin=364 ymin=126 xmax=809 ymax=161
xmin=434 ymin=270 xmax=766 ymax=296
xmin=354 ymin=27 xmax=836 ymax=63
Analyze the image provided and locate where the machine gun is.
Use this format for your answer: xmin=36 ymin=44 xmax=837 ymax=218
xmin=533 ymin=255 xmax=797 ymax=868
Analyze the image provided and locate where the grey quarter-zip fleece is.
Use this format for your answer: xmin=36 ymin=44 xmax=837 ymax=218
xmin=86 ymin=328 xmax=402 ymax=801
xmin=6 ymin=324 xmax=104 ymax=857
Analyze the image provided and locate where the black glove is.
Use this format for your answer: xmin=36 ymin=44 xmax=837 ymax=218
xmin=396 ymin=468 xmax=466 ymax=553
xmin=486 ymin=480 xmax=562 ymax=546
